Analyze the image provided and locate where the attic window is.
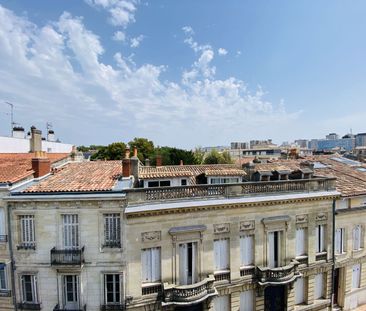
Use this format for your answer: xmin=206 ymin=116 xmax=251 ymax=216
xmin=147 ymin=180 xmax=171 ymax=188
xmin=181 ymin=179 xmax=187 ymax=186
xmin=210 ymin=177 xmax=240 ymax=184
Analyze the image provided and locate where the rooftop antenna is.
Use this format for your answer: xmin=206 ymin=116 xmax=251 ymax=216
xmin=4 ymin=101 xmax=15 ymax=136
xmin=46 ymin=122 xmax=53 ymax=131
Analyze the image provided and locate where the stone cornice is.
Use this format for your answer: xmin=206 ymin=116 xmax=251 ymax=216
xmin=126 ymin=194 xmax=337 ymax=219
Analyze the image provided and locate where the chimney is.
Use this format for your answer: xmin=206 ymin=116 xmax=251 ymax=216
xmin=122 ymin=147 xmax=131 ymax=177
xmin=12 ymin=126 xmax=25 ymax=139
xmin=32 ymin=151 xmax=51 ymax=178
xmin=145 ymin=159 xmax=150 ymax=167
xmin=47 ymin=129 xmax=56 ymax=142
xmin=156 ymin=155 xmax=162 ymax=167
xmin=130 ymin=148 xmax=139 ymax=186
xmin=30 ymin=126 xmax=42 ymax=152
xmin=180 ymin=160 xmax=184 ymax=166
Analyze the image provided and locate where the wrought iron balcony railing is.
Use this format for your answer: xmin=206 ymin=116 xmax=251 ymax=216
xmin=0 ymin=235 xmax=7 ymax=243
xmin=256 ymin=260 xmax=301 ymax=286
xmin=50 ymin=246 xmax=85 ymax=266
xmin=17 ymin=302 xmax=41 ymax=310
xmin=53 ymin=304 xmax=86 ymax=311
xmin=125 ymin=177 xmax=336 ymax=204
xmin=17 ymin=242 xmax=36 ymax=250
xmin=100 ymin=304 xmax=125 ymax=311
xmin=162 ymin=275 xmax=218 ymax=306
xmin=315 ymin=252 xmax=327 ymax=262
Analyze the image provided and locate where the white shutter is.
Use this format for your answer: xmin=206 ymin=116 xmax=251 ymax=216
xmin=192 ymin=242 xmax=197 ymax=283
xmin=63 ymin=215 xmax=79 ymax=249
xmin=179 ymin=244 xmax=188 ymax=285
xmin=268 ymin=232 xmax=275 ymax=268
xmin=320 ymin=225 xmax=325 ymax=252
xmin=315 ymin=226 xmax=319 ymax=253
xmin=215 ymin=239 xmax=229 ymax=270
xmin=223 ymin=239 xmax=229 ymax=269
xmin=151 ymin=248 xmax=161 ymax=282
xmin=314 ymin=273 xmax=323 ymax=299
xmin=214 ymin=240 xmax=220 ymax=271
xmin=241 ymin=235 xmax=254 ymax=266
xmin=0 ymin=208 xmax=5 ymax=235
xmin=335 ymin=229 xmax=341 ymax=254
xmin=141 ymin=249 xmax=151 ymax=282
xmin=296 ymin=228 xmax=305 ymax=256
xmin=214 ymin=295 xmax=230 ymax=311
xmin=294 ymin=277 xmax=305 ymax=304
xmin=240 ymin=290 xmax=254 ymax=311
xmin=352 ymin=264 xmax=361 ymax=289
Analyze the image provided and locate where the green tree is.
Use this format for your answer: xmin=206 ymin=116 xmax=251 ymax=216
xmin=203 ymin=149 xmax=233 ymax=164
xmin=152 ymin=147 xmax=197 ymax=165
xmin=221 ymin=150 xmax=233 ymax=164
xmin=193 ymin=147 xmax=205 ymax=164
xmin=128 ymin=137 xmax=155 ymax=161
xmin=90 ymin=142 xmax=126 ymax=160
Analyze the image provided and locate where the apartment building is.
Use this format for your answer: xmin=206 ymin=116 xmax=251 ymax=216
xmin=2 ymin=148 xmax=344 ymax=311
xmin=0 ymin=151 xmax=69 ymax=310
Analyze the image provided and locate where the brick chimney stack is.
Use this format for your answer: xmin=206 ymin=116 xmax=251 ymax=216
xmin=32 ymin=151 xmax=51 ymax=178
xmin=130 ymin=148 xmax=139 ymax=186
xmin=156 ymin=155 xmax=162 ymax=167
xmin=122 ymin=147 xmax=131 ymax=177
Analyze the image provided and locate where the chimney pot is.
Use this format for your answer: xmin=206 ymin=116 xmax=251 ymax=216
xmin=180 ymin=160 xmax=184 ymax=166
xmin=125 ymin=147 xmax=130 ymax=159
xmin=133 ymin=147 xmax=138 ymax=158
xmin=156 ymin=155 xmax=162 ymax=167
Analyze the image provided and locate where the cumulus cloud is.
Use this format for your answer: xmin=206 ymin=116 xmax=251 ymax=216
xmin=218 ymin=48 xmax=227 ymax=56
xmin=85 ymin=0 xmax=136 ymax=27
xmin=112 ymin=30 xmax=126 ymax=41
xmin=130 ymin=34 xmax=143 ymax=48
xmin=0 ymin=5 xmax=299 ymax=147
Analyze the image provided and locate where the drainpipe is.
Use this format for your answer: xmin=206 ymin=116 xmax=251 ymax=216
xmin=331 ymin=198 xmax=336 ymax=309
xmin=7 ymin=203 xmax=18 ymax=311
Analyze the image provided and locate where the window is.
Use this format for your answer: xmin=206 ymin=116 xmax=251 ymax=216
xmin=179 ymin=242 xmax=197 ymax=285
xmin=0 ymin=264 xmax=7 ymax=290
xmin=141 ymin=247 xmax=161 ymax=283
xmin=147 ymin=180 xmax=171 ymax=187
xmin=352 ymin=264 xmax=361 ymax=289
xmin=240 ymin=290 xmax=254 ymax=311
xmin=210 ymin=177 xmax=240 ymax=184
xmin=104 ymin=214 xmax=121 ymax=248
xmin=63 ymin=214 xmax=79 ymax=249
xmin=104 ymin=274 xmax=122 ymax=304
xmin=0 ymin=208 xmax=5 ymax=237
xmin=314 ymin=273 xmax=324 ymax=299
xmin=240 ymin=235 xmax=254 ymax=266
xmin=335 ymin=228 xmax=345 ymax=254
xmin=353 ymin=225 xmax=362 ymax=251
xmin=21 ymin=275 xmax=38 ymax=303
xmin=181 ymin=179 xmax=187 ymax=186
xmin=315 ymin=225 xmax=326 ymax=253
xmin=19 ymin=215 xmax=35 ymax=249
xmin=63 ymin=275 xmax=79 ymax=309
xmin=214 ymin=295 xmax=230 ymax=311
xmin=214 ymin=238 xmax=230 ymax=271
xmin=295 ymin=228 xmax=307 ymax=257
xmin=294 ymin=277 xmax=305 ymax=304
xmin=268 ymin=231 xmax=281 ymax=268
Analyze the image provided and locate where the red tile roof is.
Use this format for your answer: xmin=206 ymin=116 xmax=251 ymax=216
xmin=23 ymin=161 xmax=122 ymax=193
xmin=0 ymin=153 xmax=69 ymax=184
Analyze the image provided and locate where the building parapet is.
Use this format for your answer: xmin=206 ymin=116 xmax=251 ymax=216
xmin=125 ymin=177 xmax=337 ymax=204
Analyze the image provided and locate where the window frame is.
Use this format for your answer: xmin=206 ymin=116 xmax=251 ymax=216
xmin=20 ymin=274 xmax=38 ymax=303
xmin=104 ymin=273 xmax=123 ymax=305
xmin=141 ymin=247 xmax=161 ymax=284
xmin=213 ymin=238 xmax=230 ymax=272
xmin=335 ymin=228 xmax=346 ymax=255
xmin=240 ymin=235 xmax=254 ymax=267
xmin=315 ymin=225 xmax=326 ymax=254
xmin=19 ymin=215 xmax=36 ymax=249
xmin=103 ymin=213 xmax=121 ymax=248
xmin=0 ymin=263 xmax=7 ymax=290
xmin=353 ymin=225 xmax=362 ymax=251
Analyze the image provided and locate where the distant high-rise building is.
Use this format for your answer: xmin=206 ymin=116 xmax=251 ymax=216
xmin=294 ymin=139 xmax=309 ymax=149
xmin=326 ymin=133 xmax=339 ymax=140
xmin=230 ymin=142 xmax=249 ymax=150
xmin=356 ymin=133 xmax=366 ymax=147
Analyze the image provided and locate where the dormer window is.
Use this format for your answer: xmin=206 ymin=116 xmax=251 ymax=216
xmin=181 ymin=179 xmax=187 ymax=186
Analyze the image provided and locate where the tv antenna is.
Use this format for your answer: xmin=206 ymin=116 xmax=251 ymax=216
xmin=46 ymin=122 xmax=53 ymax=131
xmin=4 ymin=102 xmax=15 ymax=136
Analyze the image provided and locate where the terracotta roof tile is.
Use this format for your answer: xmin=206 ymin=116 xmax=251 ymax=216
xmin=23 ymin=161 xmax=122 ymax=193
xmin=0 ymin=153 xmax=69 ymax=184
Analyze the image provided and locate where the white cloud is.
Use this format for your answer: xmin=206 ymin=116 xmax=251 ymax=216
xmin=218 ymin=48 xmax=227 ymax=56
xmin=0 ymin=5 xmax=299 ymax=147
xmin=85 ymin=0 xmax=136 ymax=27
xmin=130 ymin=34 xmax=143 ymax=48
xmin=112 ymin=30 xmax=126 ymax=41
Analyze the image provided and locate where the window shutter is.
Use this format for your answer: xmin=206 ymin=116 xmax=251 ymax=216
xmin=214 ymin=295 xmax=230 ymax=311
xmin=141 ymin=249 xmax=150 ymax=282
xmin=152 ymin=248 xmax=161 ymax=282
xmin=320 ymin=225 xmax=325 ymax=252
xmin=222 ymin=239 xmax=229 ymax=269
xmin=352 ymin=264 xmax=361 ymax=289
xmin=240 ymin=290 xmax=254 ymax=311
xmin=315 ymin=226 xmax=320 ymax=253
xmin=241 ymin=236 xmax=254 ymax=266
xmin=294 ymin=277 xmax=304 ymax=304
xmin=268 ymin=232 xmax=275 ymax=268
xmin=314 ymin=273 xmax=323 ymax=299
xmin=0 ymin=208 xmax=5 ymax=235
xmin=214 ymin=240 xmax=220 ymax=270
xmin=179 ymin=244 xmax=188 ymax=285
xmin=296 ymin=228 xmax=305 ymax=256
xmin=192 ymin=242 xmax=197 ymax=283
xmin=335 ymin=229 xmax=341 ymax=254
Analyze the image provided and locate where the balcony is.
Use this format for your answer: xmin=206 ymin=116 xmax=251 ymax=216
xmin=162 ymin=275 xmax=218 ymax=306
xmin=17 ymin=302 xmax=41 ymax=310
xmin=0 ymin=289 xmax=11 ymax=297
xmin=240 ymin=266 xmax=255 ymax=277
xmin=315 ymin=252 xmax=327 ymax=262
xmin=125 ymin=177 xmax=336 ymax=204
xmin=100 ymin=304 xmax=125 ymax=311
xmin=50 ymin=247 xmax=85 ymax=266
xmin=53 ymin=304 xmax=86 ymax=311
xmin=17 ymin=242 xmax=36 ymax=250
xmin=0 ymin=235 xmax=7 ymax=242
xmin=256 ymin=261 xmax=301 ymax=286
xmin=214 ymin=271 xmax=230 ymax=282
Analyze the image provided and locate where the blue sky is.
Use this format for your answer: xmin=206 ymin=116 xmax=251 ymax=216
xmin=0 ymin=0 xmax=365 ymax=148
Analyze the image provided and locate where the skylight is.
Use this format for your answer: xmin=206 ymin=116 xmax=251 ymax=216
xmin=313 ymin=162 xmax=329 ymax=169
xmin=330 ymin=157 xmax=361 ymax=166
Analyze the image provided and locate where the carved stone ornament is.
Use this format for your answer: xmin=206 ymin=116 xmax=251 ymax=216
xmin=240 ymin=220 xmax=255 ymax=231
xmin=141 ymin=231 xmax=161 ymax=242
xmin=213 ymin=223 xmax=230 ymax=234
xmin=316 ymin=213 xmax=327 ymax=221
xmin=296 ymin=214 xmax=308 ymax=224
